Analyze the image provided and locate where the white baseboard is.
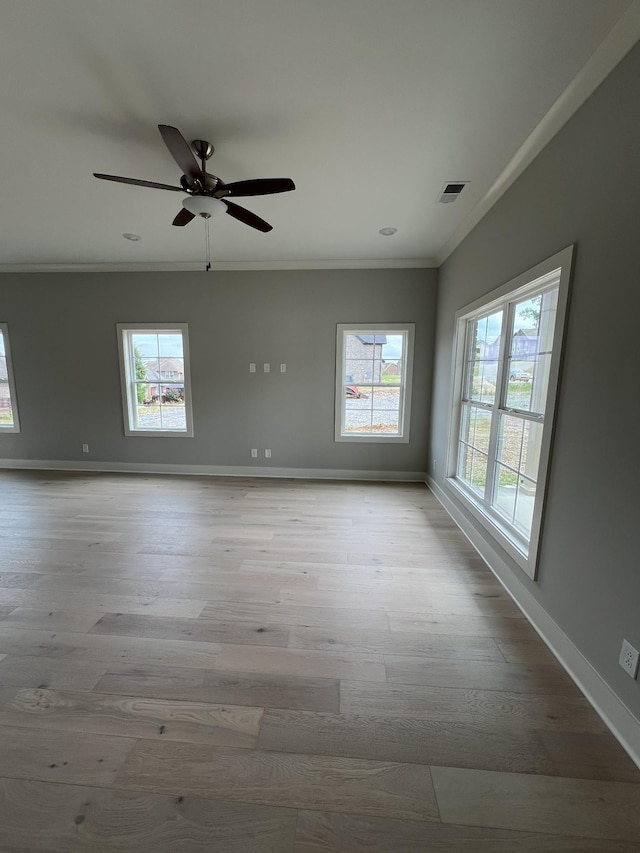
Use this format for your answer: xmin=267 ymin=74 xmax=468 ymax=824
xmin=0 ymin=457 xmax=426 ymax=483
xmin=426 ymin=475 xmax=640 ymax=771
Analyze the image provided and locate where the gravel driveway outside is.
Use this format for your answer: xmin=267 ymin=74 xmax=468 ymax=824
xmin=135 ymin=404 xmax=187 ymax=430
xmin=345 ymin=386 xmax=401 ymax=433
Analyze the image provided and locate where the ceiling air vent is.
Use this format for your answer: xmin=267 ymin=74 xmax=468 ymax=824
xmin=438 ymin=181 xmax=468 ymax=203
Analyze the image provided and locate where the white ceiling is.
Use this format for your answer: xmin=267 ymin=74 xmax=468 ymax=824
xmin=0 ymin=0 xmax=637 ymax=270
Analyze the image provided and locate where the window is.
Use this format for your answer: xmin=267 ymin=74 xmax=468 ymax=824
xmin=335 ymin=324 xmax=414 ymax=442
xmin=117 ymin=324 xmax=193 ymax=437
xmin=0 ymin=323 xmax=20 ymax=432
xmin=447 ymin=246 xmax=573 ymax=578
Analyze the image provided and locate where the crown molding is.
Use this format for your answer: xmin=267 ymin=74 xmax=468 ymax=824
xmin=0 ymin=258 xmax=437 ymax=274
xmin=436 ymin=0 xmax=640 ymax=266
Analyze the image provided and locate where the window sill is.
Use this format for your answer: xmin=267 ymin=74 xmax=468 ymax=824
xmin=335 ymin=433 xmax=409 ymax=444
xmin=445 ymin=475 xmax=535 ymax=579
xmin=124 ymin=429 xmax=194 ymax=438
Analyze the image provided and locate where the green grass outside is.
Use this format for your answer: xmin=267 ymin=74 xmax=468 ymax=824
xmin=461 ymin=382 xmax=533 ymax=488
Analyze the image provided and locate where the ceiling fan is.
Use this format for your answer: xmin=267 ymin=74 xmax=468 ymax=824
xmin=94 ymin=124 xmax=295 ymax=233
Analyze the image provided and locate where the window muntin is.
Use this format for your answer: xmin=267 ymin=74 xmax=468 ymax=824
xmin=335 ymin=324 xmax=414 ymax=443
xmin=447 ymin=247 xmax=573 ymax=578
xmin=456 ymin=287 xmax=558 ymax=545
xmin=117 ymin=324 xmax=193 ymax=437
xmin=0 ymin=323 xmax=20 ymax=432
xmin=465 ymin=310 xmax=502 ymax=405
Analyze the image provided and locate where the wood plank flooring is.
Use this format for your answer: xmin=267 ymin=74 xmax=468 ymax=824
xmin=0 ymin=470 xmax=639 ymax=851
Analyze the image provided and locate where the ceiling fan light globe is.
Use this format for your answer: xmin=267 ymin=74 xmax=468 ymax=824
xmin=182 ymin=196 xmax=226 ymax=218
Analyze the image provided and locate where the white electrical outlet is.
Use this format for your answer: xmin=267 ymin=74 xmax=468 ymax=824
xmin=251 ymin=449 xmax=258 ymax=458
xmin=264 ymin=449 xmax=272 ymax=458
xmin=82 ymin=444 xmax=89 ymax=453
xmin=619 ymin=639 xmax=639 ymax=679
xmin=263 ymin=363 xmax=270 ymax=373
xmin=249 ymin=363 xmax=256 ymax=373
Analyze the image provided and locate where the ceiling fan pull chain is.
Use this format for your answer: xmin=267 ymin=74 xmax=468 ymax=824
xmin=205 ymin=214 xmax=212 ymax=272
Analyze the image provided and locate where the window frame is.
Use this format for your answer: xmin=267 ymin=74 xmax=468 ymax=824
xmin=117 ymin=323 xmax=194 ymax=438
xmin=334 ymin=323 xmax=415 ymax=443
xmin=445 ymin=246 xmax=574 ymax=579
xmin=0 ymin=323 xmax=20 ymax=433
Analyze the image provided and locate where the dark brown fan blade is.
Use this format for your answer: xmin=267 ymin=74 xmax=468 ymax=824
xmin=223 ymin=200 xmax=272 ymax=232
xmin=158 ymin=125 xmax=202 ymax=184
xmin=215 ymin=178 xmax=295 ymax=198
xmin=172 ymin=208 xmax=196 ymax=227
xmin=94 ymin=173 xmax=183 ymax=192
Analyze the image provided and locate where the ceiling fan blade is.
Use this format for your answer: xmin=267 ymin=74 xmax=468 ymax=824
xmin=215 ymin=178 xmax=295 ymax=198
xmin=94 ymin=173 xmax=183 ymax=192
xmin=223 ymin=200 xmax=273 ymax=232
xmin=158 ymin=125 xmax=202 ymax=184
xmin=172 ymin=208 xmax=196 ymax=227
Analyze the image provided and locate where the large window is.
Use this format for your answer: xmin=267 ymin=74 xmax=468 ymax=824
xmin=117 ymin=324 xmax=193 ymax=437
xmin=447 ymin=247 xmax=573 ymax=578
xmin=0 ymin=323 xmax=20 ymax=432
xmin=335 ymin=324 xmax=414 ymax=442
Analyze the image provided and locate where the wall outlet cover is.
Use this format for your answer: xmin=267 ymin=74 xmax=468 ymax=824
xmin=619 ymin=639 xmax=639 ymax=679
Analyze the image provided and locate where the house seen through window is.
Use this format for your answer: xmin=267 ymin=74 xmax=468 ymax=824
xmin=117 ymin=324 xmax=193 ymax=436
xmin=335 ymin=324 xmax=414 ymax=442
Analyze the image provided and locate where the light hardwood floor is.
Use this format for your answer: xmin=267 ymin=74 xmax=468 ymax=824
xmin=0 ymin=470 xmax=639 ymax=852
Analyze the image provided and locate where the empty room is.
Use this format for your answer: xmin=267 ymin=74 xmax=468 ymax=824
xmin=0 ymin=1 xmax=639 ymax=850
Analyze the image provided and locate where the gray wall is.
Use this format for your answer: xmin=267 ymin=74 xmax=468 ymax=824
xmin=429 ymin=44 xmax=640 ymax=716
xmin=0 ymin=267 xmax=436 ymax=475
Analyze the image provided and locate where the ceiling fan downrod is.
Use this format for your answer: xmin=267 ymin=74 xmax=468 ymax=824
xmin=192 ymin=139 xmax=214 ymax=173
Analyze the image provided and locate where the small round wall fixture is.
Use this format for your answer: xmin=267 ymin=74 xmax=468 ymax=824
xmin=122 ymin=233 xmax=142 ymax=241
xmin=379 ymin=227 xmax=397 ymax=236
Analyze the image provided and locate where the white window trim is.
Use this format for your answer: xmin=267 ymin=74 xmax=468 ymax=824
xmin=117 ymin=323 xmax=194 ymax=438
xmin=445 ymin=246 xmax=574 ymax=579
xmin=0 ymin=323 xmax=20 ymax=433
xmin=335 ymin=323 xmax=415 ymax=444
